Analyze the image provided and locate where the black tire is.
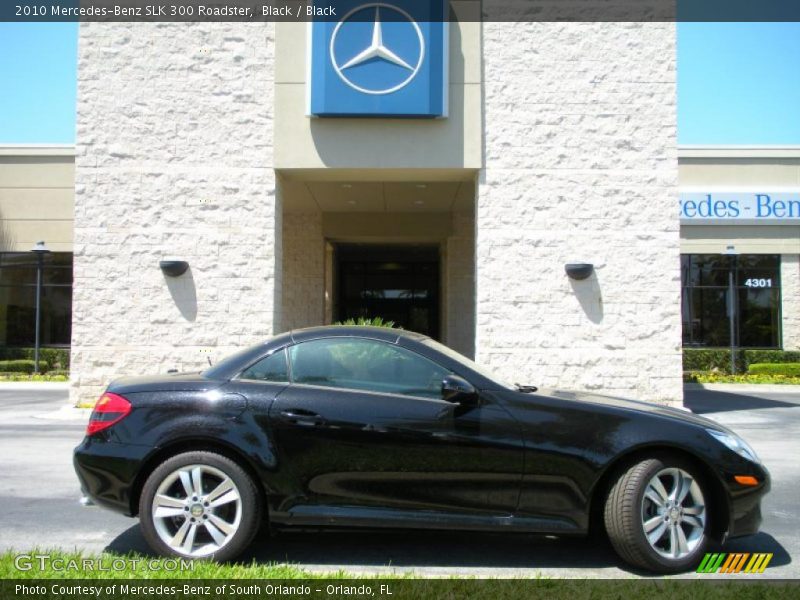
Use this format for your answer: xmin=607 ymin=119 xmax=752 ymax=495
xmin=604 ymin=457 xmax=710 ymax=573
xmin=139 ymin=451 xmax=261 ymax=561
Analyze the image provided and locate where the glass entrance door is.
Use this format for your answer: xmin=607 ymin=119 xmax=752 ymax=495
xmin=335 ymin=244 xmax=440 ymax=339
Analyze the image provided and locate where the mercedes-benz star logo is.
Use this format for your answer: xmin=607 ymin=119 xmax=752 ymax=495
xmin=330 ymin=3 xmax=425 ymax=95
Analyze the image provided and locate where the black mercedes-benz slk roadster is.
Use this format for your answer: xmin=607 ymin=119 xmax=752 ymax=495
xmin=74 ymin=326 xmax=769 ymax=573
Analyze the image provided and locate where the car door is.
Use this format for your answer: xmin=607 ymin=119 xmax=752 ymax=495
xmin=265 ymin=337 xmax=525 ymax=522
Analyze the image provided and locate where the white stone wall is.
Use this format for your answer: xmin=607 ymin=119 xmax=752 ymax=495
xmin=445 ymin=211 xmax=476 ymax=358
xmin=280 ymin=211 xmax=325 ymax=331
xmin=72 ymin=23 xmax=278 ymax=405
xmin=478 ymin=23 xmax=682 ymax=404
xmin=782 ymin=254 xmax=800 ymax=350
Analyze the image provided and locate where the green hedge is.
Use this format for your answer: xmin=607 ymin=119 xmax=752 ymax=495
xmin=683 ymin=348 xmax=800 ymax=374
xmin=744 ymin=350 xmax=800 ymax=365
xmin=0 ymin=347 xmax=69 ymax=370
xmin=748 ymin=363 xmax=800 ymax=377
xmin=682 ymin=349 xmax=737 ymax=372
xmin=0 ymin=359 xmax=49 ymax=373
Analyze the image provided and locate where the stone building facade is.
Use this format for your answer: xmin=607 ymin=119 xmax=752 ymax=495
xmin=66 ymin=18 xmax=685 ymax=405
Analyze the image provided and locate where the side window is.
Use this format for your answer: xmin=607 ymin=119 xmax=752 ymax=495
xmin=289 ymin=338 xmax=449 ymax=399
xmin=240 ymin=349 xmax=289 ymax=382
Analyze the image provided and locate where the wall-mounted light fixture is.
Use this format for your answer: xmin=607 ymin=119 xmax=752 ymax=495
xmin=565 ymin=263 xmax=594 ymax=281
xmin=159 ymin=260 xmax=189 ymax=277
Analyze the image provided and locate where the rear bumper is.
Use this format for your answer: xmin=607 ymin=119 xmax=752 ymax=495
xmin=73 ymin=436 xmax=154 ymax=517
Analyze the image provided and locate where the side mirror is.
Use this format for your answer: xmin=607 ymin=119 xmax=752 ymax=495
xmin=442 ymin=374 xmax=477 ymax=404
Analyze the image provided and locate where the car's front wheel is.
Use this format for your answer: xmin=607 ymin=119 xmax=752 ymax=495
xmin=604 ymin=457 xmax=710 ymax=573
xmin=139 ymin=451 xmax=261 ymax=561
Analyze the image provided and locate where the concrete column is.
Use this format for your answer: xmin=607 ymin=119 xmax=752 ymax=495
xmin=477 ymin=22 xmax=682 ymax=405
xmin=782 ymin=254 xmax=800 ymax=350
xmin=71 ymin=23 xmax=277 ymax=406
xmin=280 ymin=211 xmax=325 ymax=331
xmin=444 ymin=210 xmax=476 ymax=359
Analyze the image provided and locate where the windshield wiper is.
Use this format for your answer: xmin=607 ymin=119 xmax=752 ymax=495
xmin=515 ymin=383 xmax=538 ymax=393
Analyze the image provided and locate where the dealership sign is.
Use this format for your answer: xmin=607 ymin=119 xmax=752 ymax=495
xmin=680 ymin=192 xmax=800 ymax=224
xmin=308 ymin=1 xmax=448 ymax=117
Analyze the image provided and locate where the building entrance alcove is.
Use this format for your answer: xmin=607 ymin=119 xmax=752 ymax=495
xmin=277 ymin=169 xmax=477 ymax=358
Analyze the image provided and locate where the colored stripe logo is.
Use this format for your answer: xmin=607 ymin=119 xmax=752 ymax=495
xmin=697 ymin=553 xmax=773 ymax=574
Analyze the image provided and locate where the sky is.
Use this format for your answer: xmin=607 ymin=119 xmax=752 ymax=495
xmin=0 ymin=23 xmax=77 ymax=143
xmin=678 ymin=22 xmax=800 ymax=144
xmin=0 ymin=22 xmax=799 ymax=145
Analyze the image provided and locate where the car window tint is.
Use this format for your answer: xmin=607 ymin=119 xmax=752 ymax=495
xmin=289 ymin=338 xmax=449 ymax=399
xmin=240 ymin=349 xmax=289 ymax=382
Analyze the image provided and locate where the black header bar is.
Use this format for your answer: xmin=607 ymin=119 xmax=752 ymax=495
xmin=2 ymin=0 xmax=800 ymax=23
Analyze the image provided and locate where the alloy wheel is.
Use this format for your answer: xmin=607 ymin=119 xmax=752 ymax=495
xmin=640 ymin=467 xmax=706 ymax=560
xmin=151 ymin=464 xmax=243 ymax=558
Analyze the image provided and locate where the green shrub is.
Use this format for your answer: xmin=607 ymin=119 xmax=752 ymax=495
xmin=683 ymin=371 xmax=700 ymax=383
xmin=683 ymin=348 xmax=800 ymax=374
xmin=743 ymin=350 xmax=800 ymax=367
xmin=37 ymin=347 xmax=70 ymax=370
xmin=682 ymin=349 xmax=737 ymax=373
xmin=748 ymin=363 xmax=800 ymax=377
xmin=0 ymin=347 xmax=70 ymax=370
xmin=0 ymin=359 xmax=48 ymax=373
xmin=685 ymin=369 xmax=800 ymax=384
xmin=0 ymin=372 xmax=69 ymax=382
xmin=334 ymin=316 xmax=400 ymax=329
xmin=716 ymin=374 xmax=800 ymax=384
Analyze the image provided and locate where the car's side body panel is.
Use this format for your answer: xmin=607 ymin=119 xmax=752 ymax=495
xmin=264 ymin=384 xmax=526 ymax=523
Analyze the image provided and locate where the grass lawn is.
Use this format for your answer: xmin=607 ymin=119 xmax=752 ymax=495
xmin=0 ymin=549 xmax=330 ymax=579
xmin=1 ymin=550 xmax=798 ymax=600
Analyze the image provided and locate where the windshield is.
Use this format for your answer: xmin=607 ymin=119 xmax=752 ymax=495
xmin=421 ymin=339 xmax=515 ymax=390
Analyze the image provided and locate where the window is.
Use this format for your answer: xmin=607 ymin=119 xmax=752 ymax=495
xmin=288 ymin=338 xmax=449 ymax=399
xmin=336 ymin=244 xmax=440 ymax=339
xmin=239 ymin=349 xmax=289 ymax=382
xmin=0 ymin=252 xmax=73 ymax=347
xmin=681 ymin=254 xmax=781 ymax=348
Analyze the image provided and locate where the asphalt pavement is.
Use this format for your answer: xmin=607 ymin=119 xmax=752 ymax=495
xmin=0 ymin=383 xmax=797 ymax=578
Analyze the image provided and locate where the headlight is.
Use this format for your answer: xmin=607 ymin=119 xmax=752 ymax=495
xmin=707 ymin=429 xmax=761 ymax=463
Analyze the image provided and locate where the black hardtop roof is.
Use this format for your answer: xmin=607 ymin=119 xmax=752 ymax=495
xmin=289 ymin=325 xmax=429 ymax=344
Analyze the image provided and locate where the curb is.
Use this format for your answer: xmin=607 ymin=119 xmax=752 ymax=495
xmin=685 ymin=383 xmax=800 ymax=393
xmin=34 ymin=403 xmax=91 ymax=421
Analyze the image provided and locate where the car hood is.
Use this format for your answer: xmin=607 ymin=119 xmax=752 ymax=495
xmin=107 ymin=372 xmax=225 ymax=394
xmin=538 ymin=388 xmax=733 ymax=433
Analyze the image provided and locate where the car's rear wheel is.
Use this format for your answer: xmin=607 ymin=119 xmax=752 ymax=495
xmin=604 ymin=457 xmax=710 ymax=573
xmin=139 ymin=451 xmax=261 ymax=561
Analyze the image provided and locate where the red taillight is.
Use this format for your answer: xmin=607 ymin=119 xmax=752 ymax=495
xmin=87 ymin=392 xmax=132 ymax=436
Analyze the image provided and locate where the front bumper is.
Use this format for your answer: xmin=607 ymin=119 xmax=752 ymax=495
xmin=727 ymin=464 xmax=771 ymax=539
xmin=73 ymin=436 xmax=154 ymax=516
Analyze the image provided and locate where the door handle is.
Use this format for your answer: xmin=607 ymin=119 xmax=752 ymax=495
xmin=279 ymin=409 xmax=326 ymax=427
